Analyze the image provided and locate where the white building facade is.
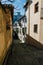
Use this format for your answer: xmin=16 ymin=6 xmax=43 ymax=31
xmin=18 ymin=16 xmax=27 ymax=43
xmin=24 ymin=0 xmax=32 ymax=35
xmin=30 ymin=0 xmax=43 ymax=44
xmin=24 ymin=0 xmax=43 ymax=44
xmin=24 ymin=3 xmax=30 ymax=35
xmin=13 ymin=16 xmax=27 ymax=43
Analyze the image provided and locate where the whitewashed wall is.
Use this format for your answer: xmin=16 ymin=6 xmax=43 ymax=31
xmin=30 ymin=0 xmax=41 ymax=41
xmin=25 ymin=5 xmax=30 ymax=35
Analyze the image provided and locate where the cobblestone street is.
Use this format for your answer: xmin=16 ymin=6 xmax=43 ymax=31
xmin=3 ymin=38 xmax=43 ymax=65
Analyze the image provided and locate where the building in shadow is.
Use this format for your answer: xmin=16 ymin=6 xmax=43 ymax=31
xmin=0 ymin=2 xmax=14 ymax=65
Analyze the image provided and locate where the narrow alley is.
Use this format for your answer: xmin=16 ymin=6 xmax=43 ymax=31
xmin=0 ymin=0 xmax=43 ymax=65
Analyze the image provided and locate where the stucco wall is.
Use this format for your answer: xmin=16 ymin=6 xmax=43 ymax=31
xmin=26 ymin=5 xmax=30 ymax=35
xmin=39 ymin=0 xmax=43 ymax=44
xmin=30 ymin=0 xmax=41 ymax=41
xmin=40 ymin=19 xmax=43 ymax=44
xmin=0 ymin=6 xmax=12 ymax=65
xmin=0 ymin=7 xmax=7 ymax=64
xmin=41 ymin=0 xmax=43 ymax=8
xmin=40 ymin=0 xmax=43 ymax=18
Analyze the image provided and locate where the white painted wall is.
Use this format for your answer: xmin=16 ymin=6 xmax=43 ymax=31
xmin=41 ymin=0 xmax=43 ymax=8
xmin=30 ymin=0 xmax=41 ymax=41
xmin=39 ymin=0 xmax=43 ymax=44
xmin=40 ymin=19 xmax=43 ymax=44
xmin=25 ymin=5 xmax=30 ymax=35
xmin=18 ymin=19 xmax=27 ymax=43
xmin=40 ymin=0 xmax=43 ymax=18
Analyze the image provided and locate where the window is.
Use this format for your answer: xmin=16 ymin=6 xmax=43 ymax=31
xmin=22 ymin=18 xmax=24 ymax=22
xmin=6 ymin=24 xmax=10 ymax=30
xmin=24 ymin=17 xmax=27 ymax=22
xmin=22 ymin=27 xmax=27 ymax=35
xmin=22 ymin=28 xmax=25 ymax=35
xmin=34 ymin=24 xmax=38 ymax=33
xmin=16 ymin=28 xmax=19 ymax=33
xmin=20 ymin=29 xmax=21 ymax=33
xmin=25 ymin=27 xmax=27 ymax=33
xmin=34 ymin=2 xmax=39 ymax=13
xmin=23 ymin=17 xmax=27 ymax=23
xmin=6 ymin=23 xmax=10 ymax=30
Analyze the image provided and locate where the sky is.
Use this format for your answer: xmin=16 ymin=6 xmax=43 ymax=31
xmin=2 ymin=0 xmax=26 ymax=15
xmin=13 ymin=0 xmax=26 ymax=15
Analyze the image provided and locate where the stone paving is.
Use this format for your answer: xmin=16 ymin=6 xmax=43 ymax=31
xmin=4 ymin=39 xmax=43 ymax=65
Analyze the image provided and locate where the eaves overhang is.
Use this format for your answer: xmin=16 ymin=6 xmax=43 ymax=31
xmin=23 ymin=0 xmax=32 ymax=8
